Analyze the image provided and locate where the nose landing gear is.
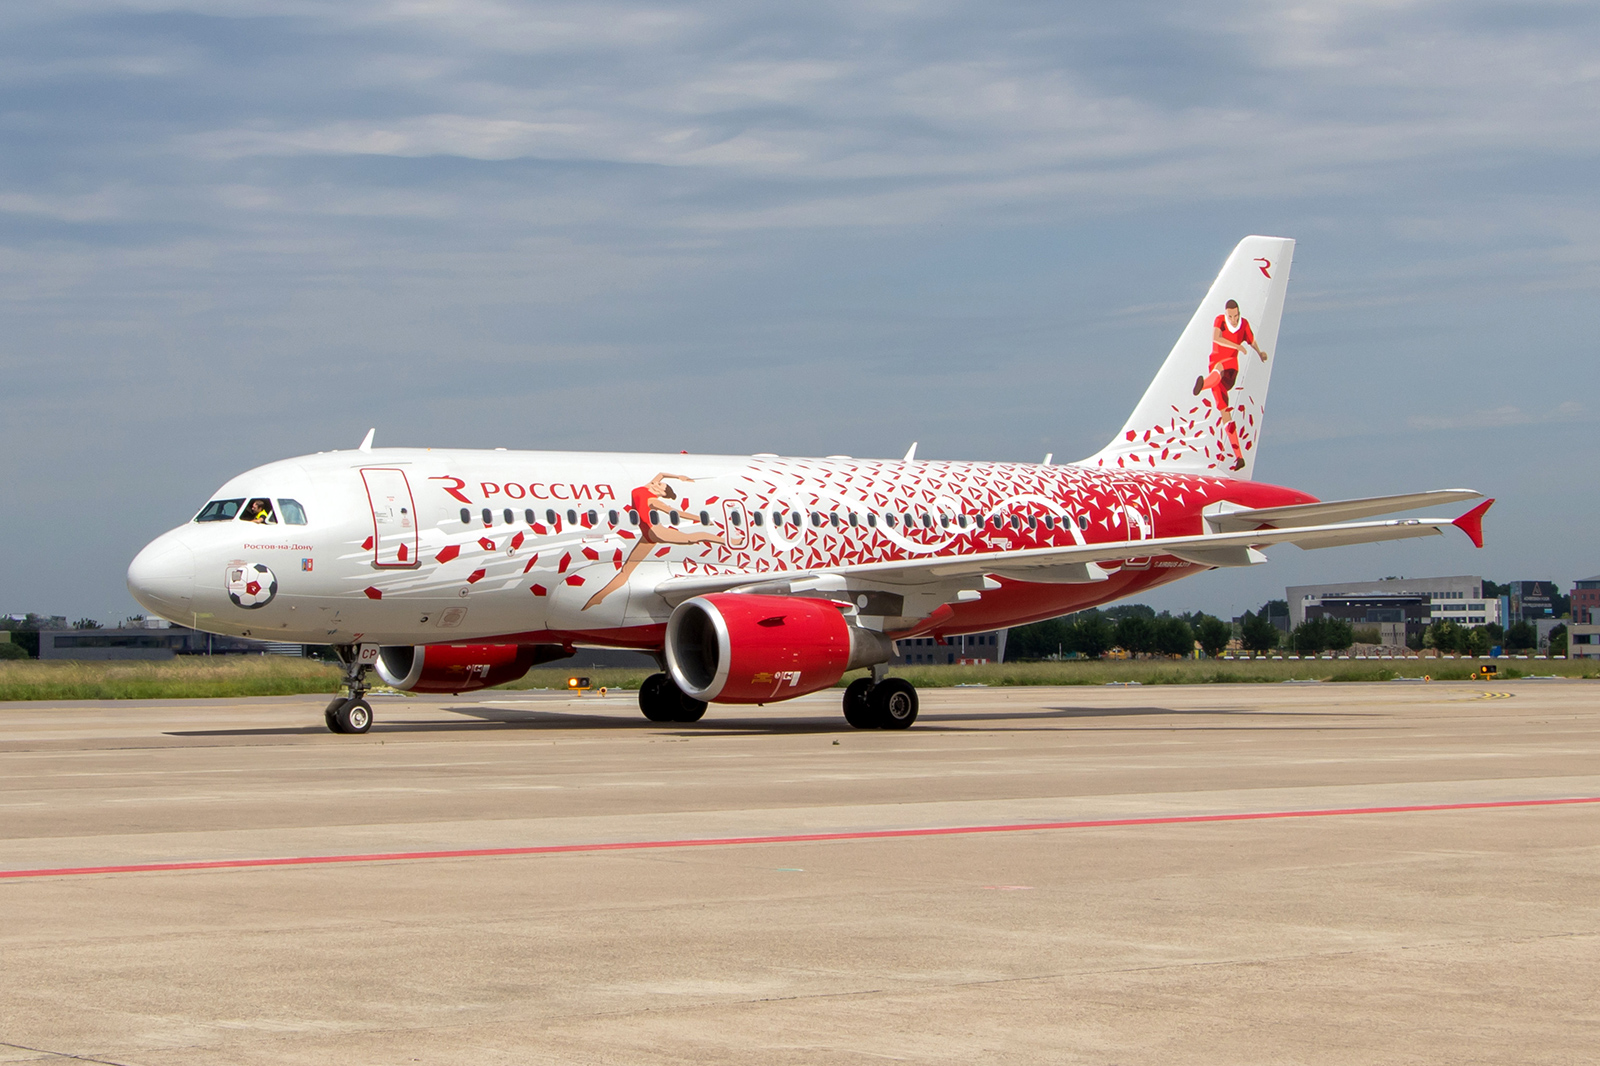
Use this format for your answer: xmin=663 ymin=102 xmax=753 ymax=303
xmin=326 ymin=648 xmax=375 ymax=734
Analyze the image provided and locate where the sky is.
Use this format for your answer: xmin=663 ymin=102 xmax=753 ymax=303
xmin=3 ymin=0 xmax=1598 ymax=626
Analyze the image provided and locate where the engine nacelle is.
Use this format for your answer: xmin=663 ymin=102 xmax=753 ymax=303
xmin=665 ymin=594 xmax=892 ymax=704
xmin=375 ymin=643 xmax=572 ymax=694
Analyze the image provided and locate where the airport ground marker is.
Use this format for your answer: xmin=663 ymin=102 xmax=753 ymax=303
xmin=4 ymin=796 xmax=1597 ymax=880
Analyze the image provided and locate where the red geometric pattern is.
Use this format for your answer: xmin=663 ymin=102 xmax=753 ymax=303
xmin=340 ymin=458 xmax=1302 ymax=637
xmin=1098 ymin=392 xmax=1262 ymax=473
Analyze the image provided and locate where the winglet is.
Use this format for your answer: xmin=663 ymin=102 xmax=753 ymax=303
xmin=903 ymin=442 xmax=917 ymax=462
xmin=1452 ymin=498 xmax=1493 ymax=548
xmin=358 ymin=428 xmax=375 ymax=453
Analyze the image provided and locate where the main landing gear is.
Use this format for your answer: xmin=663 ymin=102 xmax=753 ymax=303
xmin=842 ymin=668 xmax=918 ymax=730
xmin=326 ymin=649 xmax=374 ymax=735
xmin=638 ymin=672 xmax=708 ymax=724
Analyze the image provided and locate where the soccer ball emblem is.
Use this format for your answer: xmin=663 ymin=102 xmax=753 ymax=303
xmin=227 ymin=563 xmax=278 ymax=609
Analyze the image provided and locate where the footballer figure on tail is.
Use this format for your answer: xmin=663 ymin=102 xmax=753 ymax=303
xmin=1194 ymin=298 xmax=1270 ymax=471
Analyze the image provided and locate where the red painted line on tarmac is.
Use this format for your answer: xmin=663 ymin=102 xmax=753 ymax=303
xmin=4 ymin=796 xmax=1597 ymax=881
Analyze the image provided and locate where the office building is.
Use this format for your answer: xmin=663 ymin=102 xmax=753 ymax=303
xmin=1570 ymin=576 xmax=1600 ymax=625
xmin=38 ymin=622 xmax=289 ymax=660
xmin=1507 ymin=580 xmax=1559 ymax=623
xmin=1288 ymin=576 xmax=1498 ymax=646
xmin=1567 ymin=623 xmax=1600 ymax=660
xmin=895 ymin=631 xmax=1007 ymax=665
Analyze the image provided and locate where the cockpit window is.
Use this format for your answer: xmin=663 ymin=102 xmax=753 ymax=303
xmin=279 ymin=499 xmax=308 ymax=525
xmin=195 ymin=499 xmax=245 ymax=522
xmin=242 ymin=498 xmax=277 ymax=524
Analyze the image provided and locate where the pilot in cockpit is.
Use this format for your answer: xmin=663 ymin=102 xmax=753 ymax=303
xmin=244 ymin=498 xmax=277 ymax=524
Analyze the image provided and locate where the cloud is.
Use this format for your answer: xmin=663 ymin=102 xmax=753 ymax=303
xmin=3 ymin=0 xmax=1600 ymax=619
xmin=1409 ymin=401 xmax=1585 ymax=432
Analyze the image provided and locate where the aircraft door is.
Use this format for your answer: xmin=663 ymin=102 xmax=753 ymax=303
xmin=1115 ymin=480 xmax=1155 ymax=569
xmin=361 ymin=468 xmax=420 ymax=568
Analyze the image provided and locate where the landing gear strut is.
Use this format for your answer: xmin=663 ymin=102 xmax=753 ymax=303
xmin=326 ymin=648 xmax=375 ymax=735
xmin=639 ymin=672 xmax=708 ymax=724
xmin=842 ymin=666 xmax=918 ymax=730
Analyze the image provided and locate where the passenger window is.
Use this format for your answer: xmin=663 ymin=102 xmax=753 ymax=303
xmin=650 ymin=509 xmax=661 ymax=525
xmin=810 ymin=512 xmax=822 ymax=527
xmin=829 ymin=513 xmax=840 ymax=528
xmin=1078 ymin=514 xmax=1090 ymax=530
xmin=608 ymin=509 xmax=619 ymax=525
xmin=547 ymin=509 xmax=558 ymax=525
xmin=243 ymin=498 xmax=277 ymax=524
xmin=886 ymin=513 xmax=897 ymax=528
xmin=867 ymin=513 xmax=877 ymax=527
xmin=752 ymin=511 xmax=763 ymax=527
xmin=790 ymin=511 xmax=801 ymax=526
xmin=525 ymin=509 xmax=536 ymax=524
xmin=278 ymin=499 xmax=308 ymax=525
xmin=729 ymin=510 xmax=742 ymax=526
xmin=482 ymin=508 xmax=493 ymax=526
xmin=587 ymin=510 xmax=598 ymax=526
xmin=957 ymin=514 xmax=968 ymax=528
xmin=1010 ymin=515 xmax=1020 ymax=529
xmin=698 ymin=510 xmax=710 ymax=525
xmin=567 ymin=509 xmax=578 ymax=524
xmin=848 ymin=512 xmax=858 ymax=527
xmin=921 ymin=514 xmax=932 ymax=528
xmin=461 ymin=508 xmax=473 ymax=524
xmin=1027 ymin=515 xmax=1037 ymax=530
xmin=1043 ymin=515 xmax=1055 ymax=529
xmin=629 ymin=509 xmax=640 ymax=526
xmin=670 ymin=511 xmax=680 ymax=526
xmin=504 ymin=508 xmax=514 ymax=525
xmin=195 ymin=499 xmax=245 ymax=522
xmin=939 ymin=514 xmax=949 ymax=528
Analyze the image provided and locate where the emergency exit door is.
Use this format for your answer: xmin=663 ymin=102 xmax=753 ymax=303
xmin=1115 ymin=480 xmax=1155 ymax=570
xmin=361 ymin=468 xmax=420 ymax=568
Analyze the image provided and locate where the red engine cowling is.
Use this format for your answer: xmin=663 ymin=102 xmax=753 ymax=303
xmin=665 ymin=594 xmax=891 ymax=704
xmin=374 ymin=643 xmax=570 ymax=694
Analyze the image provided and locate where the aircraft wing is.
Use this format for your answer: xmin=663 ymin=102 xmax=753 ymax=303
xmin=1201 ymin=489 xmax=1482 ymax=534
xmin=656 ymin=498 xmax=1493 ymax=606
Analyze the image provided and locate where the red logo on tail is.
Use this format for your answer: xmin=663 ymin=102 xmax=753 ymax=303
xmin=1254 ymin=258 xmax=1272 ymax=278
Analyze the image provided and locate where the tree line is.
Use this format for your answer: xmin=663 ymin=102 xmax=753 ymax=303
xmin=1009 ymin=603 xmax=1567 ymax=660
xmin=1007 ymin=605 xmax=1233 ymax=660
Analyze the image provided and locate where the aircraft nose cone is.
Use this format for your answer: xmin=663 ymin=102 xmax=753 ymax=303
xmin=127 ymin=535 xmax=195 ymax=620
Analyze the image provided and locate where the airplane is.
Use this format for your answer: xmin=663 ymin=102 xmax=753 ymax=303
xmin=127 ymin=236 xmax=1492 ymax=735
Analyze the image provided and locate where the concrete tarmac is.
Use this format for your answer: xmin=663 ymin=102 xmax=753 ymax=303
xmin=1 ymin=681 xmax=1597 ymax=1064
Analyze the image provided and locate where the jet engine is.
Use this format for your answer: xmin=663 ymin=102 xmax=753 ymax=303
xmin=665 ymin=594 xmax=892 ymax=704
xmin=375 ymin=643 xmax=572 ymax=694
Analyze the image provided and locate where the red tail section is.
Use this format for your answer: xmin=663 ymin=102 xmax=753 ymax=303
xmin=1452 ymin=499 xmax=1493 ymax=548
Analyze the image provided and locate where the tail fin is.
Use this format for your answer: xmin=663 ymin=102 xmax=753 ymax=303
xmin=1082 ymin=235 xmax=1294 ymax=480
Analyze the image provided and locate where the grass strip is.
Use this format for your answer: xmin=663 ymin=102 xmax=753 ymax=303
xmin=0 ymin=658 xmax=342 ymax=701
xmin=0 ymin=656 xmax=1591 ymax=702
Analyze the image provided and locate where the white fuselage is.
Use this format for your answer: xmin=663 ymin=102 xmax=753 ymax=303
xmin=127 ymin=446 xmax=1267 ymax=648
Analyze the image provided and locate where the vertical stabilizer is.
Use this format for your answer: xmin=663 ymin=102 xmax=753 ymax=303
xmin=1081 ymin=236 xmax=1294 ymax=480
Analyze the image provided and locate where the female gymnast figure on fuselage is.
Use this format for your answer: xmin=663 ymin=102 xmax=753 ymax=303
xmin=583 ymin=473 xmax=725 ymax=610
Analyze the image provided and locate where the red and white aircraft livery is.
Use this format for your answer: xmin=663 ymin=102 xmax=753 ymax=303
xmin=128 ymin=237 xmax=1492 ymax=734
